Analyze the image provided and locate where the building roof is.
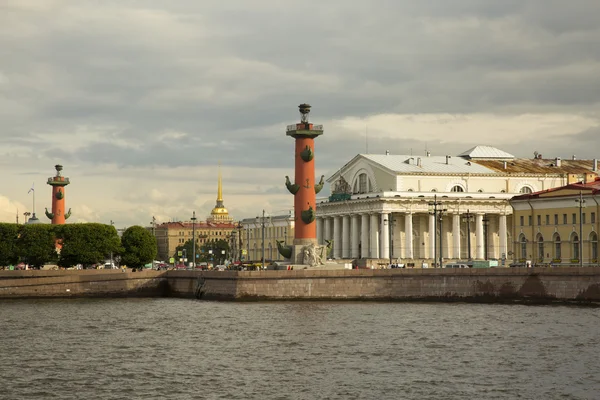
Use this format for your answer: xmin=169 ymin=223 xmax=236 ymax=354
xmin=156 ymin=221 xmax=239 ymax=229
xmin=361 ymin=154 xmax=497 ymax=174
xmin=511 ymin=177 xmax=600 ymax=201
xmin=474 ymin=158 xmax=597 ymax=174
xmin=458 ymin=146 xmax=515 ymax=159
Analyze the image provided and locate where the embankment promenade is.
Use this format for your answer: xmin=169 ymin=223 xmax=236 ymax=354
xmin=1 ymin=267 xmax=600 ymax=305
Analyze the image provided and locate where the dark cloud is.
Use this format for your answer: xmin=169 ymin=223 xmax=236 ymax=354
xmin=2 ymin=0 xmax=600 ymax=225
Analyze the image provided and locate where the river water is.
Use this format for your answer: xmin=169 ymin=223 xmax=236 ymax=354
xmin=1 ymin=299 xmax=599 ymax=400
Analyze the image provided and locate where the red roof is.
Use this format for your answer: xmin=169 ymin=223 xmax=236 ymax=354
xmin=511 ymin=177 xmax=600 ymax=201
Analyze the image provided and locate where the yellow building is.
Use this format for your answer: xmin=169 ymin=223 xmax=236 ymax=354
xmin=509 ymin=175 xmax=599 ymax=267
xmin=240 ymin=212 xmax=294 ymax=263
xmin=153 ymin=167 xmax=239 ymax=261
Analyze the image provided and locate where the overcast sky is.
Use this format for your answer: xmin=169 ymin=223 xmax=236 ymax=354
xmin=1 ymin=0 xmax=599 ymax=227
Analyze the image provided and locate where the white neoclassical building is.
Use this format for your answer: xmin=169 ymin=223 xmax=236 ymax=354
xmin=316 ymin=146 xmax=599 ymax=266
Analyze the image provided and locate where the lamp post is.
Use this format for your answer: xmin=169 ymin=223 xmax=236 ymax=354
xmin=230 ymin=230 xmax=237 ymax=264
xmin=461 ymin=210 xmax=474 ymax=260
xmin=23 ymin=211 xmax=31 ymax=223
xmin=256 ymin=210 xmax=266 ymax=270
xmin=482 ymin=214 xmax=490 ymax=260
xmin=383 ymin=216 xmax=394 ymax=266
xmin=191 ymin=211 xmax=197 ymax=268
xmin=576 ymin=191 xmax=586 ymax=268
xmin=428 ymin=195 xmax=446 ymax=268
xmin=221 ymin=249 xmax=226 ymax=266
xmin=110 ymin=220 xmax=115 ymax=268
xmin=208 ymin=249 xmax=213 ymax=268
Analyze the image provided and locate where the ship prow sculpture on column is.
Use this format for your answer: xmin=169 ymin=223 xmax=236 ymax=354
xmin=278 ymin=104 xmax=332 ymax=268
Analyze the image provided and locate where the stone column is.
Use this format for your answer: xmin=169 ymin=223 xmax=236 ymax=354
xmin=499 ymin=214 xmax=507 ymax=260
xmin=475 ymin=213 xmax=484 ymax=260
xmin=404 ymin=212 xmax=413 ymax=259
xmin=333 ymin=216 xmax=342 ymax=259
xmin=342 ymin=215 xmax=351 ymax=258
xmin=380 ymin=212 xmax=390 ymax=261
xmin=361 ymin=213 xmax=370 ymax=258
xmin=370 ymin=214 xmax=379 ymax=258
xmin=351 ymin=214 xmax=360 ymax=258
xmin=316 ymin=217 xmax=323 ymax=245
xmin=452 ymin=213 xmax=461 ymax=259
xmin=429 ymin=213 xmax=435 ymax=260
xmin=323 ymin=217 xmax=331 ymax=242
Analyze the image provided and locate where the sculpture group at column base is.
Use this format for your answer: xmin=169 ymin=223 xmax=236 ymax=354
xmin=276 ymin=238 xmax=333 ymax=268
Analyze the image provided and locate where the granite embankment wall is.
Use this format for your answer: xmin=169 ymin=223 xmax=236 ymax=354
xmin=2 ymin=268 xmax=600 ymax=304
xmin=0 ymin=270 xmax=167 ymax=298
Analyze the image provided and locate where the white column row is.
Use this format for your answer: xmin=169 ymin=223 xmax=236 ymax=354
xmin=316 ymin=212 xmax=507 ymax=261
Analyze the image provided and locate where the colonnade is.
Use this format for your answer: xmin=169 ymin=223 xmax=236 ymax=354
xmin=316 ymin=212 xmax=509 ymax=262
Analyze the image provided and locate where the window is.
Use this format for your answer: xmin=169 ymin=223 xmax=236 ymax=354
xmin=451 ymin=185 xmax=464 ymax=192
xmin=591 ymin=232 xmax=598 ymax=261
xmin=572 ymin=234 xmax=580 ymax=260
xmin=431 ymin=189 xmax=437 ymax=192
xmin=520 ymin=186 xmax=533 ymax=194
xmin=554 ymin=214 xmax=558 ymax=225
xmin=537 ymin=215 xmax=541 ymax=226
xmin=554 ymin=234 xmax=562 ymax=260
xmin=592 ymin=212 xmax=596 ymax=224
xmin=563 ymin=214 xmax=567 ymax=224
xmin=545 ymin=215 xmax=550 ymax=225
xmin=477 ymin=189 xmax=483 ymax=192
xmin=358 ymin=173 xmax=367 ymax=194
xmin=520 ymin=216 xmax=524 ymax=226
xmin=572 ymin=213 xmax=576 ymax=224
xmin=528 ymin=216 xmax=532 ymax=226
xmin=520 ymin=234 xmax=527 ymax=260
xmin=538 ymin=235 xmax=544 ymax=260
xmin=582 ymin=213 xmax=586 ymax=224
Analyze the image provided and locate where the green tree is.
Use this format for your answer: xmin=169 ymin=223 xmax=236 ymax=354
xmin=56 ymin=223 xmax=123 ymax=268
xmin=16 ymin=225 xmax=58 ymax=268
xmin=199 ymin=239 xmax=230 ymax=265
xmin=120 ymin=225 xmax=157 ymax=268
xmin=0 ymin=223 xmax=20 ymax=266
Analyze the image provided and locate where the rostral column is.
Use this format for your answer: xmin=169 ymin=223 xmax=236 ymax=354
xmin=285 ymin=104 xmax=324 ymax=253
xmin=45 ymin=164 xmax=72 ymax=224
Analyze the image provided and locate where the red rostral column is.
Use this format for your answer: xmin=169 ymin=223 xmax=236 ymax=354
xmin=285 ymin=104 xmax=324 ymax=247
xmin=45 ymin=164 xmax=72 ymax=224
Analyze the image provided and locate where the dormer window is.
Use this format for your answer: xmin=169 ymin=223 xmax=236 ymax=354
xmin=519 ymin=186 xmax=533 ymax=194
xmin=451 ymin=185 xmax=464 ymax=192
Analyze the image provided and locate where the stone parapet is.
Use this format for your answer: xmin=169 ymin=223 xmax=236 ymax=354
xmin=1 ymin=268 xmax=599 ymax=304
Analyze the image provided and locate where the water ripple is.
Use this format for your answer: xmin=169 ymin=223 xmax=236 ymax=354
xmin=1 ymin=300 xmax=599 ymax=399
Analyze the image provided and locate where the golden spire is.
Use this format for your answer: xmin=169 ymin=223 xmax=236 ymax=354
xmin=217 ymin=162 xmax=223 ymax=202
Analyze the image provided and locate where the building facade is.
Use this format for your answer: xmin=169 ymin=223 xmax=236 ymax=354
xmin=316 ymin=146 xmax=598 ymax=267
xmin=153 ymin=167 xmax=238 ymax=261
xmin=509 ymin=177 xmax=600 ymax=267
xmin=240 ymin=212 xmax=294 ymax=263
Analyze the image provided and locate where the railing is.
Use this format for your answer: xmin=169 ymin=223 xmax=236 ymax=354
xmin=286 ymin=124 xmax=324 ymax=132
xmin=47 ymin=177 xmax=70 ymax=184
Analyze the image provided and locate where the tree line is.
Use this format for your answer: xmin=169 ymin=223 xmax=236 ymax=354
xmin=0 ymin=223 xmax=157 ymax=269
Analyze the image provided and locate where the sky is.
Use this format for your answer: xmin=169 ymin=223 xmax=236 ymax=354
xmin=1 ymin=0 xmax=599 ymax=228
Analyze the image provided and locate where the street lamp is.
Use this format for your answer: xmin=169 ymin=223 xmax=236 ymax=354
xmin=221 ymin=249 xmax=226 ymax=265
xmin=576 ymin=191 xmax=586 ymax=268
xmin=428 ymin=195 xmax=447 ymax=268
xmin=191 ymin=211 xmax=197 ymax=268
xmin=482 ymin=214 xmax=490 ymax=260
xmin=461 ymin=210 xmax=474 ymax=260
xmin=110 ymin=220 xmax=115 ymax=268
xmin=208 ymin=249 xmax=213 ymax=267
xmin=383 ymin=216 xmax=394 ymax=266
xmin=23 ymin=211 xmax=31 ymax=223
xmin=256 ymin=210 xmax=267 ymax=270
